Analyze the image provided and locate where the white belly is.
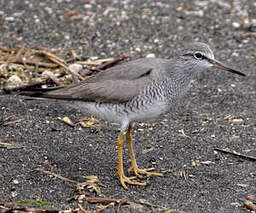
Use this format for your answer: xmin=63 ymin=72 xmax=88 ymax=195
xmin=80 ymin=101 xmax=169 ymax=131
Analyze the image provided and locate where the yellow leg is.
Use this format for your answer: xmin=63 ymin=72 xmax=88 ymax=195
xmin=126 ymin=125 xmax=163 ymax=178
xmin=115 ymin=132 xmax=146 ymax=189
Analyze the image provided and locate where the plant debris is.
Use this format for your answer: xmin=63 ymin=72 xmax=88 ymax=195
xmin=0 ymin=114 xmax=23 ymax=126
xmin=244 ymin=195 xmax=256 ymax=211
xmin=0 ymin=45 xmax=129 ymax=93
xmin=1 ymin=119 xmax=23 ymax=126
xmin=32 ymin=168 xmax=173 ymax=212
xmin=35 ymin=168 xmax=77 ymax=184
xmin=61 ymin=116 xmax=98 ymax=129
xmin=0 ymin=204 xmax=58 ymax=213
xmin=77 ymin=175 xmax=105 ymax=195
xmin=76 ymin=117 xmax=97 ymax=128
xmin=61 ymin=116 xmax=75 ymax=127
xmin=0 ymin=141 xmax=24 ymax=149
xmin=214 ymin=147 xmax=256 ymax=162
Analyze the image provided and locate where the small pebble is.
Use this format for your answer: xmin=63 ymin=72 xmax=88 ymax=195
xmin=201 ymin=160 xmax=215 ymax=165
xmin=146 ymin=53 xmax=156 ymax=58
xmin=6 ymin=75 xmax=22 ymax=88
xmin=5 ymin=16 xmax=15 ymax=21
xmin=232 ymin=22 xmax=240 ymax=28
xmin=11 ymin=191 xmax=18 ymax=198
xmin=192 ymin=161 xmax=196 ymax=167
xmin=13 ymin=179 xmax=19 ymax=184
xmin=135 ymin=47 xmax=141 ymax=52
xmin=42 ymin=70 xmax=54 ymax=77
xmin=68 ymin=63 xmax=83 ymax=74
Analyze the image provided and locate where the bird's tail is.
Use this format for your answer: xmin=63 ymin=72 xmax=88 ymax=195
xmin=17 ymin=86 xmax=72 ymax=100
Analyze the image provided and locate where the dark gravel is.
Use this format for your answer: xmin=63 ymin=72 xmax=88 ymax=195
xmin=0 ymin=0 xmax=256 ymax=212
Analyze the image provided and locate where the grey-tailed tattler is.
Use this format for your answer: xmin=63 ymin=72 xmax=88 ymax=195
xmin=19 ymin=42 xmax=246 ymax=189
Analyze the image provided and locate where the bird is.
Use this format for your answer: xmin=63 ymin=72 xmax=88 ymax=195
xmin=18 ymin=42 xmax=246 ymax=189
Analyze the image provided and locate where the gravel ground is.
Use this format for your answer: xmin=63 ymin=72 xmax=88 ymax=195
xmin=0 ymin=0 xmax=256 ymax=212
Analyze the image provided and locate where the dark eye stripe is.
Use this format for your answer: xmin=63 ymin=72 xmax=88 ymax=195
xmin=182 ymin=53 xmax=206 ymax=60
xmin=182 ymin=53 xmax=194 ymax=57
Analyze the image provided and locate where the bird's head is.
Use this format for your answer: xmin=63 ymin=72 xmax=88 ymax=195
xmin=180 ymin=42 xmax=246 ymax=76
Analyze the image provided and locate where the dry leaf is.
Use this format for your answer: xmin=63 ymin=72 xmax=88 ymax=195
xmin=78 ymin=117 xmax=95 ymax=128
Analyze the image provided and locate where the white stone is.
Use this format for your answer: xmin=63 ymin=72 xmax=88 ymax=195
xmin=68 ymin=64 xmax=83 ymax=74
xmin=7 ymin=75 xmax=22 ymax=85
xmin=146 ymin=53 xmax=156 ymax=58
xmin=232 ymin=22 xmax=240 ymax=28
xmin=5 ymin=16 xmax=15 ymax=21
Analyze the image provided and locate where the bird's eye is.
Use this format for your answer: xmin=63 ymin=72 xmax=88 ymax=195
xmin=194 ymin=52 xmax=204 ymax=60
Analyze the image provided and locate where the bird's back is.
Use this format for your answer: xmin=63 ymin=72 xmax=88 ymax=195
xmin=20 ymin=58 xmax=176 ymax=103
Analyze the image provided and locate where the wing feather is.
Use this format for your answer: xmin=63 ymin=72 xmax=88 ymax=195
xmin=19 ymin=58 xmax=171 ymax=103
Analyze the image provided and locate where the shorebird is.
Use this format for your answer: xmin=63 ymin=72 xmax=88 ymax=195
xmin=19 ymin=42 xmax=246 ymax=189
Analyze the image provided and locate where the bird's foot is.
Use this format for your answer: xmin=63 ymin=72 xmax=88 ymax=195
xmin=128 ymin=166 xmax=164 ymax=179
xmin=115 ymin=171 xmax=146 ymax=189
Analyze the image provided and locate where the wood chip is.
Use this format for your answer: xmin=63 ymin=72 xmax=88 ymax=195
xmin=232 ymin=118 xmax=244 ymax=124
xmin=61 ymin=116 xmax=75 ymax=127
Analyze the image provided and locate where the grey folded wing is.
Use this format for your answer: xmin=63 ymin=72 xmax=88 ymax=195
xmin=19 ymin=58 xmax=168 ymax=103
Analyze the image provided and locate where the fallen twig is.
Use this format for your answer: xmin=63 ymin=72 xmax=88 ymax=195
xmin=214 ymin=148 xmax=256 ymax=162
xmin=93 ymin=52 xmax=130 ymax=71
xmin=35 ymin=168 xmax=103 ymax=195
xmin=34 ymin=50 xmax=83 ymax=82
xmin=35 ymin=168 xmax=77 ymax=184
xmin=13 ymin=46 xmax=26 ymax=61
xmin=0 ymin=141 xmax=24 ymax=149
xmin=2 ymin=118 xmax=23 ymax=126
xmin=76 ymin=195 xmax=131 ymax=205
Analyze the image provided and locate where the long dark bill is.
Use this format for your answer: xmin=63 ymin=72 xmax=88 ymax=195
xmin=207 ymin=58 xmax=246 ymax=76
